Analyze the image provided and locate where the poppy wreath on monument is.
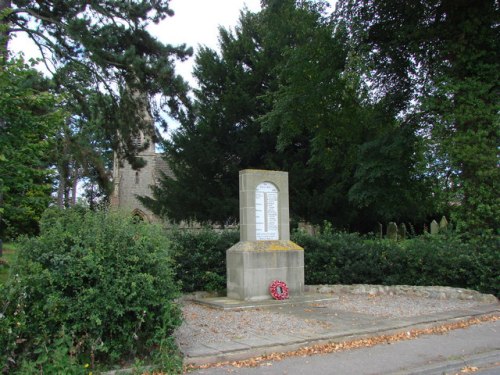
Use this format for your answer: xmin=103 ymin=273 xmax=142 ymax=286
xmin=269 ymin=280 xmax=289 ymax=300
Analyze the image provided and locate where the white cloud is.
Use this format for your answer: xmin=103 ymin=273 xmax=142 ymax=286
xmin=148 ymin=0 xmax=261 ymax=87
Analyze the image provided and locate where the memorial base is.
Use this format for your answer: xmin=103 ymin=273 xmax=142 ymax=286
xmin=226 ymin=241 xmax=304 ymax=301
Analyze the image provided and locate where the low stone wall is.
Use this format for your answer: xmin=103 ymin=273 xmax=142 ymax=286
xmin=306 ymin=284 xmax=498 ymax=303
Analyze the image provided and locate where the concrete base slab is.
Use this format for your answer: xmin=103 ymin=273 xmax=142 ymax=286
xmin=232 ymin=336 xmax=277 ymax=348
xmin=193 ymin=293 xmax=343 ymax=310
xmin=182 ymin=344 xmax=221 ymax=358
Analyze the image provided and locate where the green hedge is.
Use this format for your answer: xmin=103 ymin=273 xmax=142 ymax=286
xmin=166 ymin=228 xmax=239 ymax=293
xmin=167 ymin=226 xmax=499 ymax=298
xmin=294 ymin=229 xmax=499 ymax=297
xmin=0 ymin=208 xmax=182 ymax=374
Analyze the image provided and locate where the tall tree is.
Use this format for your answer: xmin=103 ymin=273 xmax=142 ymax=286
xmin=338 ymin=0 xmax=499 ymax=233
xmin=144 ymin=7 xmax=277 ymax=224
xmin=147 ymin=0 xmax=437 ymax=230
xmin=0 ymin=57 xmax=64 ymax=238
xmin=259 ymin=5 xmax=361 ymax=226
xmin=145 ymin=1 xmax=331 ymax=224
xmin=0 ymin=1 xmax=192 ymax=204
xmin=260 ymin=1 xmax=435 ymax=228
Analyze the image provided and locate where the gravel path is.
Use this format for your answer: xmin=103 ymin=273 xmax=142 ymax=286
xmin=174 ymin=294 xmax=491 ymax=350
xmin=174 ymin=302 xmax=330 ymax=347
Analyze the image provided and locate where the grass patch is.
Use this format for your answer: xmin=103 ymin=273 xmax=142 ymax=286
xmin=0 ymin=242 xmax=18 ymax=286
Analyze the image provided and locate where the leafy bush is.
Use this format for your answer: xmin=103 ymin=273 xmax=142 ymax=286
xmin=294 ymin=227 xmax=396 ymax=286
xmin=167 ymin=228 xmax=239 ymax=293
xmin=0 ymin=207 xmax=182 ymax=374
xmin=293 ymin=226 xmax=499 ymax=297
xmin=292 ymin=230 xmax=340 ymax=285
xmin=392 ymin=233 xmax=499 ymax=296
xmin=163 ymin=224 xmax=498 ymax=298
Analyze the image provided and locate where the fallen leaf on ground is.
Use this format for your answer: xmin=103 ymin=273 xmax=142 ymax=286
xmin=185 ymin=314 xmax=499 ymax=373
xmin=459 ymin=365 xmax=479 ymax=373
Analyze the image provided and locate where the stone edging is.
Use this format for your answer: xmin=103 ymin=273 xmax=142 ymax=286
xmin=305 ymin=284 xmax=498 ymax=303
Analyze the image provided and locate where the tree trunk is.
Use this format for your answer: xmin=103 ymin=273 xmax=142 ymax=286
xmin=57 ymin=169 xmax=66 ymax=208
xmin=71 ymin=166 xmax=79 ymax=206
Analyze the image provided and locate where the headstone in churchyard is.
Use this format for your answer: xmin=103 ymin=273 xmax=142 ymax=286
xmin=226 ymin=169 xmax=304 ymax=301
xmin=377 ymin=223 xmax=383 ymax=239
xmin=387 ymin=222 xmax=398 ymax=241
xmin=439 ymin=216 xmax=448 ymax=231
xmin=398 ymin=223 xmax=407 ymax=241
xmin=298 ymin=221 xmax=316 ymax=236
xmin=430 ymin=220 xmax=439 ymax=235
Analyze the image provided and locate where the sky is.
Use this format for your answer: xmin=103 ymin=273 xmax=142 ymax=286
xmin=148 ymin=0 xmax=262 ymax=133
xmin=149 ymin=0 xmax=262 ymax=87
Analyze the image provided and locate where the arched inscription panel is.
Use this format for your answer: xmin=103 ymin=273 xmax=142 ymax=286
xmin=255 ymin=182 xmax=279 ymax=240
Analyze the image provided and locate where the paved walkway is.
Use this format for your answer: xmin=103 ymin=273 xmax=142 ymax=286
xmin=188 ymin=320 xmax=500 ymax=374
xmin=183 ymin=294 xmax=500 ymax=367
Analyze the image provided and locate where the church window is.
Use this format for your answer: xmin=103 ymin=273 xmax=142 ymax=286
xmin=132 ymin=133 xmax=142 ymax=147
xmin=135 ymin=171 xmax=140 ymax=184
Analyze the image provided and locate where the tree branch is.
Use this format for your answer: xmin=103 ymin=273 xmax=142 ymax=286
xmin=9 ymin=7 xmax=66 ymax=29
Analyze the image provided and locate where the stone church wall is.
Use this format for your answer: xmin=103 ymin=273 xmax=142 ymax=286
xmin=111 ymin=139 xmax=172 ymax=222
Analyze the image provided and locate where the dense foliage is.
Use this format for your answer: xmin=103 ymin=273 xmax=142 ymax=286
xmin=161 ymin=226 xmax=499 ymax=298
xmin=167 ymin=228 xmax=239 ymax=293
xmin=146 ymin=0 xmax=446 ymax=231
xmin=0 ymin=208 xmax=182 ymax=373
xmin=144 ymin=0 xmax=498 ymax=235
xmin=295 ymin=228 xmax=499 ymax=297
xmin=337 ymin=0 xmax=499 ymax=233
xmin=0 ymin=58 xmax=64 ymax=239
xmin=1 ymin=0 xmax=192 ymax=209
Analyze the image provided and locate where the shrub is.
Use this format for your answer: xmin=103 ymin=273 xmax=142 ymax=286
xmin=393 ymin=233 xmax=499 ymax=296
xmin=167 ymin=228 xmax=239 ymax=293
xmin=0 ymin=207 xmax=182 ymax=374
xmin=292 ymin=230 xmax=340 ymax=285
xmin=293 ymin=228 xmax=398 ymax=285
xmin=293 ymin=225 xmax=499 ymax=297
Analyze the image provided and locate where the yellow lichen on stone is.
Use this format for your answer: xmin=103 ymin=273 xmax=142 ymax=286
xmin=227 ymin=240 xmax=303 ymax=252
xmin=268 ymin=242 xmax=303 ymax=251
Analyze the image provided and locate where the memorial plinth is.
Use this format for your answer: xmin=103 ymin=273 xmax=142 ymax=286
xmin=227 ymin=169 xmax=304 ymax=301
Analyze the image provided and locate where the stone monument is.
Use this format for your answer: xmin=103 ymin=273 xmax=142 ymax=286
xmin=226 ymin=169 xmax=304 ymax=301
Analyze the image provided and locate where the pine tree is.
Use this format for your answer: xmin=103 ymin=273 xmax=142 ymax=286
xmin=1 ymin=1 xmax=192 ymax=205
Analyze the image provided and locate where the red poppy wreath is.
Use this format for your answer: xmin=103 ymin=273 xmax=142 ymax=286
xmin=269 ymin=280 xmax=289 ymax=300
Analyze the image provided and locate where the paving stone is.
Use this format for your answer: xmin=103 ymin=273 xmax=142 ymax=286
xmin=202 ymin=341 xmax=251 ymax=353
xmin=232 ymin=336 xmax=276 ymax=348
xmin=183 ymin=344 xmax=221 ymax=357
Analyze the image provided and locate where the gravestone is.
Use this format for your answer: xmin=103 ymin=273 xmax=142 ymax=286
xmin=398 ymin=223 xmax=407 ymax=241
xmin=387 ymin=222 xmax=398 ymax=241
xmin=430 ymin=220 xmax=439 ymax=235
xmin=226 ymin=169 xmax=304 ymax=301
xmin=439 ymin=216 xmax=448 ymax=231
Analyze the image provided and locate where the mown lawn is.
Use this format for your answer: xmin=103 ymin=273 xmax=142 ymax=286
xmin=0 ymin=242 xmax=18 ymax=286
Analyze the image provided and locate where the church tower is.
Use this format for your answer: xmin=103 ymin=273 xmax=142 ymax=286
xmin=110 ymin=93 xmax=172 ymax=222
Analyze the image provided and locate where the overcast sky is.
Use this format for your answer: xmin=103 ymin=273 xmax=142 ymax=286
xmin=150 ymin=0 xmax=262 ymax=87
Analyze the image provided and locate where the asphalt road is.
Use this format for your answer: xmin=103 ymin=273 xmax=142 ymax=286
xmin=189 ymin=320 xmax=500 ymax=375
